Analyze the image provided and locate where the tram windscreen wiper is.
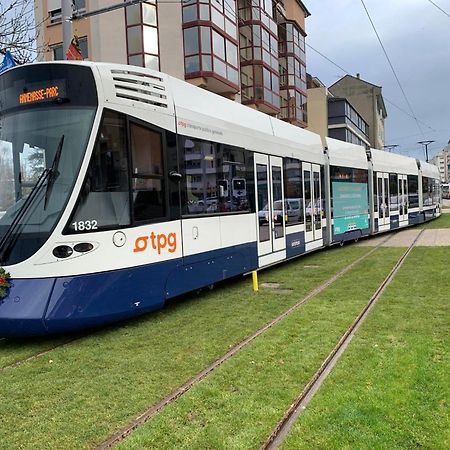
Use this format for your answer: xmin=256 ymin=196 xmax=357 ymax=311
xmin=44 ymin=134 xmax=65 ymax=210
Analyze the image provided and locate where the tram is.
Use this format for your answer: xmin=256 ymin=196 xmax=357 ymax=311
xmin=0 ymin=61 xmax=441 ymax=337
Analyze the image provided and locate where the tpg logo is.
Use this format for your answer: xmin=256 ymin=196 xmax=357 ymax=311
xmin=133 ymin=232 xmax=177 ymax=255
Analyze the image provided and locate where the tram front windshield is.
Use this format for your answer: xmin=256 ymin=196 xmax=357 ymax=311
xmin=0 ymin=64 xmax=97 ymax=265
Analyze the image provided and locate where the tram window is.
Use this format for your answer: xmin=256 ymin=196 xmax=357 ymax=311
xmin=272 ymin=166 xmax=284 ymax=238
xmin=257 ymin=164 xmax=270 ymax=242
xmin=373 ymin=174 xmax=378 ymax=213
xmin=180 ymin=136 xmax=253 ymax=215
xmin=304 ymin=170 xmax=312 ymax=232
xmin=422 ymin=176 xmax=435 ymax=206
xmin=389 ymin=173 xmax=398 ymax=211
xmin=313 ymin=171 xmax=321 ymax=230
xmin=320 ymin=166 xmax=326 ymax=219
xmin=283 ymin=158 xmax=304 ymax=225
xmin=66 ymin=110 xmax=131 ymax=233
xmin=407 ymin=175 xmax=419 ymax=208
xmin=130 ymin=123 xmax=165 ymax=221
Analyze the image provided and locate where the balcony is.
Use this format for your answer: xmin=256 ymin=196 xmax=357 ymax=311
xmin=182 ymin=0 xmax=240 ymax=95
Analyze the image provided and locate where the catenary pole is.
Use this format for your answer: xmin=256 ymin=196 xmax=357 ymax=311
xmin=62 ymin=0 xmax=73 ymax=59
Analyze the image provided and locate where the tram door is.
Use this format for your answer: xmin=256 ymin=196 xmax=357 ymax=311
xmin=303 ymin=163 xmax=323 ymax=246
xmin=377 ymin=172 xmax=390 ymax=230
xmin=255 ymin=154 xmax=286 ymax=266
xmin=398 ymin=174 xmax=408 ymax=223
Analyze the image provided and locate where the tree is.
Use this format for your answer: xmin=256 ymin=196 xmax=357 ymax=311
xmin=0 ymin=0 xmax=41 ymax=64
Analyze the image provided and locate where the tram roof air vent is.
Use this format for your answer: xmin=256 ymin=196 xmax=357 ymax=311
xmin=110 ymin=69 xmax=168 ymax=109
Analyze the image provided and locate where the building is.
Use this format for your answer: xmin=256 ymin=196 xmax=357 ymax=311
xmin=35 ymin=0 xmax=310 ymax=127
xmin=305 ymin=75 xmax=328 ymax=141
xmin=327 ymin=97 xmax=370 ymax=148
xmin=306 ymin=75 xmax=370 ymax=149
xmin=328 ymin=74 xmax=387 ymax=149
xmin=430 ymin=143 xmax=449 ymax=183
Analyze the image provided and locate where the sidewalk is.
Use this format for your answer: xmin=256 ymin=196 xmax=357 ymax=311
xmin=357 ymin=228 xmax=450 ymax=247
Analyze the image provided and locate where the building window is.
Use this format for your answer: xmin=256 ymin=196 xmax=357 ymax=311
xmin=51 ymin=37 xmax=88 ymax=60
xmin=125 ymin=1 xmax=159 ymax=71
xmin=47 ymin=0 xmax=86 ymax=24
xmin=278 ymin=21 xmax=307 ymax=125
xmin=182 ymin=0 xmax=239 ymax=89
xmin=238 ymin=0 xmax=280 ymax=112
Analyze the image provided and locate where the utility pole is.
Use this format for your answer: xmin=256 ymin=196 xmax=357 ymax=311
xmin=418 ymin=140 xmax=435 ymax=163
xmin=383 ymin=144 xmax=399 ymax=153
xmin=62 ymin=0 xmax=145 ymax=60
xmin=62 ymin=0 xmax=73 ymax=59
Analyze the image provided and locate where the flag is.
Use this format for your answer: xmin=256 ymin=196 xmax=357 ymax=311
xmin=0 ymin=51 xmax=16 ymax=74
xmin=66 ymin=36 xmax=83 ymax=61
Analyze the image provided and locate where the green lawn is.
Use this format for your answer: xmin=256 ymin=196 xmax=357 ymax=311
xmin=0 ymin=246 xmax=371 ymax=449
xmin=116 ymin=249 xmax=404 ymax=450
xmin=281 ymin=247 xmax=450 ymax=449
xmin=418 ymin=213 xmax=450 ymax=229
xmin=3 ymin=243 xmax=446 ymax=449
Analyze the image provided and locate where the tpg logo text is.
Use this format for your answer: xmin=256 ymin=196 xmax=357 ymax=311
xmin=133 ymin=232 xmax=177 ymax=255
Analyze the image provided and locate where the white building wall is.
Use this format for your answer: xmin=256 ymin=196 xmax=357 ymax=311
xmin=89 ymin=0 xmax=127 ymax=64
xmin=157 ymin=2 xmax=185 ymax=79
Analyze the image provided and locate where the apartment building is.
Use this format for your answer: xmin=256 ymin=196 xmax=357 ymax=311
xmin=327 ymin=97 xmax=370 ymax=148
xmin=306 ymin=75 xmax=370 ymax=149
xmin=35 ymin=0 xmax=310 ymax=127
xmin=430 ymin=143 xmax=449 ymax=183
xmin=328 ymin=74 xmax=387 ymax=149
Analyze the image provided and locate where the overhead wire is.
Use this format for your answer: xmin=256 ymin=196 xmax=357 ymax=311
xmin=426 ymin=0 xmax=450 ymax=19
xmin=359 ymin=0 xmax=425 ymax=140
xmin=305 ymin=43 xmax=435 ymax=132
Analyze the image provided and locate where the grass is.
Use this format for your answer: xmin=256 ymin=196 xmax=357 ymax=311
xmin=281 ymin=247 xmax=450 ymax=449
xmin=418 ymin=213 xmax=450 ymax=229
xmin=0 ymin=245 xmax=372 ymax=449
xmin=116 ymin=248 xmax=404 ymax=450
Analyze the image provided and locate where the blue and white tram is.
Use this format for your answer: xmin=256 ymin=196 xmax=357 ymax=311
xmin=0 ymin=61 xmax=441 ymax=337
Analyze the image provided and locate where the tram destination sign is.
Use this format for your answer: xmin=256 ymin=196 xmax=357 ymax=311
xmin=3 ymin=79 xmax=67 ymax=109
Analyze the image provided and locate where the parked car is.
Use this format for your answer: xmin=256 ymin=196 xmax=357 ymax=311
xmin=258 ymin=198 xmax=303 ymax=224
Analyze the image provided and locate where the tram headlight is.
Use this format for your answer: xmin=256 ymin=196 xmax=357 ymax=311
xmin=52 ymin=245 xmax=73 ymax=258
xmin=73 ymin=243 xmax=94 ymax=253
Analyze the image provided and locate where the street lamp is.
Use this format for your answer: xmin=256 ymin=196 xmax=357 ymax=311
xmin=418 ymin=140 xmax=435 ymax=162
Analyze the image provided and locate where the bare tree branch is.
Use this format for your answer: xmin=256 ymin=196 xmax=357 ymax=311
xmin=0 ymin=0 xmax=44 ymax=64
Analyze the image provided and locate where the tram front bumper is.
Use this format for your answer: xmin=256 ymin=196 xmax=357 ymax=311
xmin=0 ymin=278 xmax=55 ymax=337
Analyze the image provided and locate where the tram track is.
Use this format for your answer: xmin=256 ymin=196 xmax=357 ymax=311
xmin=0 ymin=235 xmax=391 ymax=373
xmin=0 ymin=337 xmax=79 ymax=371
xmin=260 ymin=229 xmax=424 ymax=450
xmin=95 ymin=233 xmax=396 ymax=449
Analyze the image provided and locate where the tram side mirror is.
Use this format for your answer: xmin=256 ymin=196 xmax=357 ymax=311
xmin=219 ymin=185 xmax=225 ymax=197
xmin=169 ymin=171 xmax=182 ymax=182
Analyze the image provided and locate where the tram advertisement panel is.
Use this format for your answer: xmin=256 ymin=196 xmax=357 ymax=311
xmin=332 ymin=182 xmax=369 ymax=234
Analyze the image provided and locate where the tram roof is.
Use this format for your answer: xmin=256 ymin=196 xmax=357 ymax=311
xmin=421 ymin=161 xmax=440 ymax=178
xmin=326 ymin=138 xmax=369 ymax=169
xmin=370 ymin=148 xmax=419 ymax=175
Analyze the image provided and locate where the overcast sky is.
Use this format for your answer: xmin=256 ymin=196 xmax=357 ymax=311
xmin=305 ymin=0 xmax=450 ymax=160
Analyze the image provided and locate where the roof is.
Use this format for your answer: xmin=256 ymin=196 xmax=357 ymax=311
xmin=329 ymin=74 xmax=388 ymax=119
xmin=329 ymin=74 xmax=382 ymax=90
xmin=296 ymin=0 xmax=311 ymax=17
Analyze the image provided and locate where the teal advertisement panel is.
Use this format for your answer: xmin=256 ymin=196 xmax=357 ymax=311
xmin=332 ymin=182 xmax=369 ymax=234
